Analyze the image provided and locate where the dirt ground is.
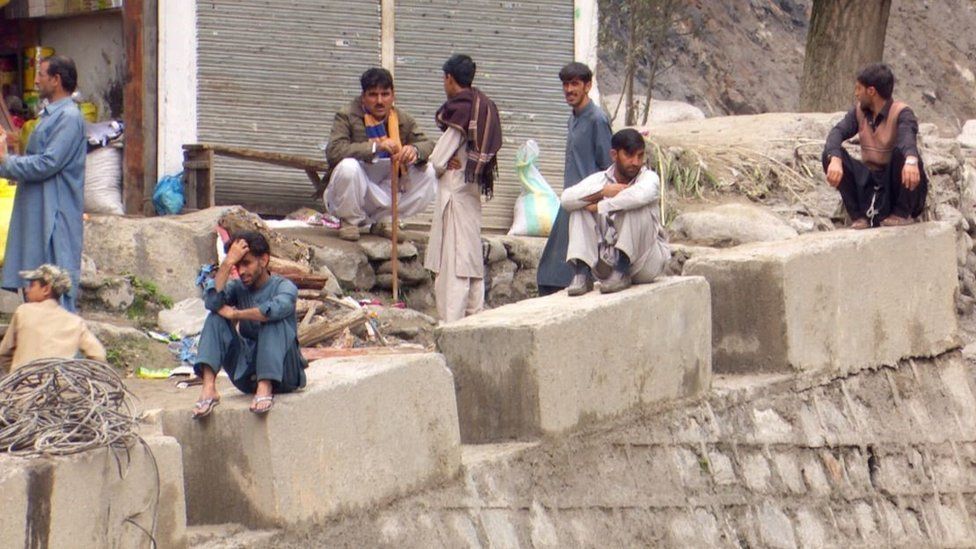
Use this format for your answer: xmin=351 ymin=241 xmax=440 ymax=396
xmin=599 ymin=0 xmax=976 ymax=135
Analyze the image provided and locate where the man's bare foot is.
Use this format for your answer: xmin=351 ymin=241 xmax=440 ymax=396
xmin=850 ymin=218 xmax=870 ymax=230
xmin=881 ymin=215 xmax=914 ymax=227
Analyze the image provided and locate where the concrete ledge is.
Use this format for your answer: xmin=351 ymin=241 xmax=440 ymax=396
xmin=0 ymin=435 xmax=187 ymax=549
xmin=436 ymin=277 xmax=712 ymax=443
xmin=159 ymin=353 xmax=461 ymax=528
xmin=684 ymin=222 xmax=959 ymax=376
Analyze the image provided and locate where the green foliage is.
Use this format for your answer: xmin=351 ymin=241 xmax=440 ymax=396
xmin=122 ymin=274 xmax=173 ymax=325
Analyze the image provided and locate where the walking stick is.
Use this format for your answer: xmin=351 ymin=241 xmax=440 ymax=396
xmin=390 ymin=159 xmax=400 ymax=301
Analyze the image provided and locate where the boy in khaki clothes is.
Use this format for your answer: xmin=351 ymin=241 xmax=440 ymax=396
xmin=0 ymin=264 xmax=105 ymax=373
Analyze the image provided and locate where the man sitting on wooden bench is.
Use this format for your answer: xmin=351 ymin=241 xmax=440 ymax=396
xmin=325 ymin=68 xmax=437 ymax=241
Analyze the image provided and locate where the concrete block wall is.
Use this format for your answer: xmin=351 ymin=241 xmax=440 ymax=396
xmin=437 ymin=277 xmax=712 ymax=443
xmin=685 ymin=223 xmax=959 ymax=376
xmin=158 ymin=353 xmax=462 ymax=528
xmin=0 ymin=435 xmax=187 ymax=549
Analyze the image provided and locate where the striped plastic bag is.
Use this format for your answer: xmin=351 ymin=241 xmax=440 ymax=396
xmin=508 ymin=140 xmax=559 ymax=237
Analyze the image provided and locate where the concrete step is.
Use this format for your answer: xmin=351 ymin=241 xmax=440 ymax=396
xmin=436 ymin=276 xmax=712 ymax=443
xmin=0 ymin=435 xmax=187 ymax=549
xmin=685 ymin=222 xmax=959 ymax=377
xmin=154 ymin=352 xmax=461 ymax=529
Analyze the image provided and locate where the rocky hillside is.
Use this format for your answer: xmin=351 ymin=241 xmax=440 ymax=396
xmin=599 ymin=0 xmax=976 ymax=134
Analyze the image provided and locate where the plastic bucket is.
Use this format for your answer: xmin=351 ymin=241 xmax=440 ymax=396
xmin=0 ymin=180 xmax=17 ymax=267
xmin=79 ymin=102 xmax=97 ymax=122
xmin=23 ymin=46 xmax=54 ymax=91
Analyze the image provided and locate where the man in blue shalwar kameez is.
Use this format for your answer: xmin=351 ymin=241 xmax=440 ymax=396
xmin=0 ymin=55 xmax=86 ymax=311
xmin=537 ymin=62 xmax=613 ymax=296
xmin=191 ymin=231 xmax=307 ymax=418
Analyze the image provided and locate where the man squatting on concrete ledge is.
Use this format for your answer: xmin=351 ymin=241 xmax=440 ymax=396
xmin=561 ymin=128 xmax=671 ymax=296
xmin=822 ymin=63 xmax=927 ymax=229
xmin=191 ymin=232 xmax=307 ymax=418
xmin=324 ymin=68 xmax=437 ymax=242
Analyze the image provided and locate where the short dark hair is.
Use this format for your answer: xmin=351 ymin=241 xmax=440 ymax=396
xmin=856 ymin=63 xmax=895 ymax=100
xmin=226 ymin=231 xmax=271 ymax=257
xmin=360 ymin=68 xmax=394 ymax=93
xmin=442 ymin=54 xmax=476 ymax=88
xmin=42 ymin=55 xmax=77 ymax=93
xmin=558 ymin=62 xmax=593 ymax=84
xmin=611 ymin=128 xmax=645 ymax=154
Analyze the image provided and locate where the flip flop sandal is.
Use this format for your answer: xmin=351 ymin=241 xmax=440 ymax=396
xmin=192 ymin=398 xmax=220 ymax=420
xmin=251 ymin=395 xmax=274 ymax=415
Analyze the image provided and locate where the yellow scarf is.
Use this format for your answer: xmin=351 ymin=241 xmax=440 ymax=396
xmin=364 ymin=107 xmax=405 ymax=176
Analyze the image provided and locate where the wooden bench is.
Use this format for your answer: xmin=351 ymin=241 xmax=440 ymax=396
xmin=182 ymin=143 xmax=330 ymax=210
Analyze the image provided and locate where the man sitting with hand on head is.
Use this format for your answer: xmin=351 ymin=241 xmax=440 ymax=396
xmin=191 ymin=231 xmax=307 ymax=418
xmin=0 ymin=264 xmax=105 ymax=373
xmin=560 ymin=128 xmax=670 ymax=296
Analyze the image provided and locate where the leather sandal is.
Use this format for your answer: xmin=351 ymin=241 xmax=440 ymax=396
xmin=251 ymin=395 xmax=274 ymax=415
xmin=192 ymin=397 xmax=220 ymax=420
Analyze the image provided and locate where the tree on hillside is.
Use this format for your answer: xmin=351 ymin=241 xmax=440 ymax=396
xmin=799 ymin=0 xmax=892 ymax=112
xmin=599 ymin=0 xmax=697 ymax=126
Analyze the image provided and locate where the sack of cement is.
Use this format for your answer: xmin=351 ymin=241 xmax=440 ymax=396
xmin=84 ymin=146 xmax=124 ymax=215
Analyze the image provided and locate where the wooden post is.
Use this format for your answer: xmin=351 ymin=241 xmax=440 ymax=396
xmin=122 ymin=0 xmax=145 ymax=215
xmin=381 ymin=0 xmax=395 ymax=75
xmin=390 ymin=160 xmax=400 ymax=301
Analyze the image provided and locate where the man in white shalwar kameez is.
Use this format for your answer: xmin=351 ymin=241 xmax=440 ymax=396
xmin=424 ymin=55 xmax=502 ymax=322
xmin=560 ymin=128 xmax=670 ymax=295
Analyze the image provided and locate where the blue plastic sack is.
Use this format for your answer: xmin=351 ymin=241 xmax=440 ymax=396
xmin=152 ymin=173 xmax=185 ymax=215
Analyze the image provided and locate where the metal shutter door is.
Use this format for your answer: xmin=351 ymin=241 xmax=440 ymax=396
xmin=393 ymin=0 xmax=574 ymax=231
xmin=197 ymin=0 xmax=381 ymax=214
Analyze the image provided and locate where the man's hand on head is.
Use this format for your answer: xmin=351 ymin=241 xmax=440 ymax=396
xmin=902 ymin=159 xmax=921 ymax=190
xmin=826 ymin=156 xmax=844 ymax=188
xmin=224 ymin=238 xmax=249 ymax=266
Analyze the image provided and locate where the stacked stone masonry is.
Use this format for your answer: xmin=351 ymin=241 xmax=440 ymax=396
xmin=268 ymin=354 xmax=976 ymax=548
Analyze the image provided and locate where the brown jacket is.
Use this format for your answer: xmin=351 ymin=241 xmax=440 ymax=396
xmin=324 ymin=99 xmax=435 ymax=182
xmin=0 ymin=299 xmax=106 ymax=373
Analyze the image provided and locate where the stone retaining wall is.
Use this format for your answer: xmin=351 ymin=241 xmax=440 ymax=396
xmin=267 ymin=354 xmax=976 ymax=548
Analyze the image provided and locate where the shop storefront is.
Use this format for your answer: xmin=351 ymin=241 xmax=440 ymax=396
xmin=1 ymin=0 xmax=156 ymax=215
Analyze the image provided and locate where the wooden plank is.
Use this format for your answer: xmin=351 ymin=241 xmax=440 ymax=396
xmin=183 ymin=143 xmax=328 ymax=170
xmin=122 ymin=0 xmax=145 ymax=215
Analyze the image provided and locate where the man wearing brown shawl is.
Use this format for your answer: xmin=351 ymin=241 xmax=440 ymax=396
xmin=424 ymin=54 xmax=502 ymax=322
